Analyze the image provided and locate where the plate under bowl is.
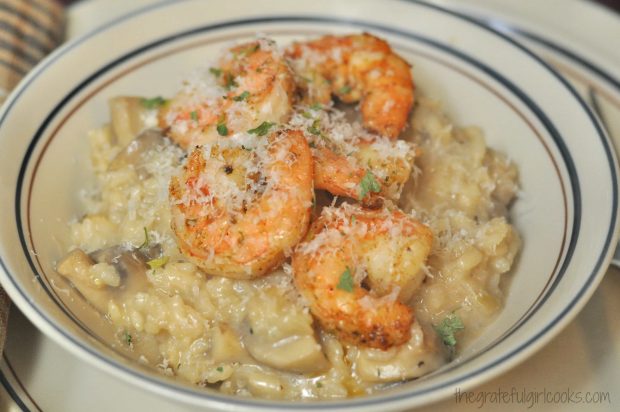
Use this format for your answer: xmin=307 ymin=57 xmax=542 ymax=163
xmin=0 ymin=0 xmax=617 ymax=410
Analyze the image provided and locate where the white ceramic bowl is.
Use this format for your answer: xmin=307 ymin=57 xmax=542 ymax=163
xmin=0 ymin=0 xmax=618 ymax=410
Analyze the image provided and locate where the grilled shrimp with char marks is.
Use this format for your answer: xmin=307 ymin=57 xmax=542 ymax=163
xmin=290 ymin=104 xmax=417 ymax=206
xmin=160 ymin=38 xmax=296 ymax=148
xmin=286 ymin=33 xmax=414 ymax=139
xmin=169 ymin=129 xmax=313 ymax=279
xmin=292 ymin=203 xmax=433 ymax=349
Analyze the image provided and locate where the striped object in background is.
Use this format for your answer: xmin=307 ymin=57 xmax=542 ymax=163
xmin=0 ymin=0 xmax=65 ymax=352
xmin=0 ymin=0 xmax=65 ymax=102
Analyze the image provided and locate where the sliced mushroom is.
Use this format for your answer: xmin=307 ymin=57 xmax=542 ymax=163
xmin=211 ymin=325 xmax=248 ymax=363
xmin=56 ymin=248 xmax=112 ymax=312
xmin=56 ymin=244 xmax=162 ymax=313
xmin=108 ymin=129 xmax=167 ymax=179
xmin=350 ymin=322 xmax=444 ymax=382
xmin=109 ymin=96 xmax=158 ymax=146
xmin=243 ymin=287 xmax=329 ymax=374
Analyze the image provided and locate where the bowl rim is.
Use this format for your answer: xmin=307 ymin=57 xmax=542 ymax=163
xmin=0 ymin=0 xmax=618 ymax=410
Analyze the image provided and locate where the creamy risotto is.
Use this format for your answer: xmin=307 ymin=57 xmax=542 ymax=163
xmin=55 ymin=34 xmax=520 ymax=400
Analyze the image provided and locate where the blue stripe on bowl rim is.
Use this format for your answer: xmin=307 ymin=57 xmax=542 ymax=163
xmin=481 ymin=18 xmax=620 ymax=95
xmin=0 ymin=365 xmax=32 ymax=412
xmin=0 ymin=0 xmax=616 ymax=409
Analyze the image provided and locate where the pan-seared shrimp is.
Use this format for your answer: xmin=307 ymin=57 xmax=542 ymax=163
xmin=292 ymin=203 xmax=433 ymax=349
xmin=286 ymin=33 xmax=414 ymax=139
xmin=169 ymin=129 xmax=313 ymax=279
xmin=160 ymin=38 xmax=296 ymax=148
xmin=290 ymin=104 xmax=417 ymax=206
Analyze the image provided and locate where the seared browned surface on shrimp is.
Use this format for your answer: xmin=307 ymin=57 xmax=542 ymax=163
xmin=292 ymin=204 xmax=433 ymax=349
xmin=286 ymin=33 xmax=414 ymax=139
xmin=160 ymin=39 xmax=296 ymax=148
xmin=312 ymin=145 xmax=369 ymax=201
xmin=169 ymin=129 xmax=313 ymax=279
xmin=312 ymin=141 xmax=417 ymax=207
xmin=288 ymin=104 xmax=417 ymax=206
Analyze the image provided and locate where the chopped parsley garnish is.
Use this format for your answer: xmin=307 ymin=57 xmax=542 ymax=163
xmin=235 ymin=43 xmax=260 ymax=56
xmin=339 ymin=85 xmax=352 ymax=94
xmin=336 ymin=267 xmax=354 ymax=292
xmin=216 ymin=366 xmax=224 ymax=372
xmin=301 ymin=111 xmax=313 ymax=119
xmin=307 ymin=119 xmax=322 ymax=136
xmin=209 ymin=67 xmax=222 ymax=77
xmin=310 ymin=102 xmax=323 ymax=111
xmin=190 ymin=110 xmax=198 ymax=121
xmin=232 ymin=91 xmax=250 ymax=101
xmin=139 ymin=227 xmax=149 ymax=249
xmin=217 ymin=123 xmax=228 ymax=136
xmin=140 ymin=96 xmax=166 ymax=109
xmin=246 ymin=44 xmax=260 ymax=55
xmin=248 ymin=121 xmax=274 ymax=136
xmin=358 ymin=170 xmax=381 ymax=200
xmin=434 ymin=313 xmax=464 ymax=352
xmin=123 ymin=330 xmax=133 ymax=346
xmin=351 ymin=216 xmax=356 ymax=224
xmin=316 ymin=382 xmax=323 ymax=388
xmin=224 ymin=73 xmax=238 ymax=90
xmin=147 ymin=256 xmax=169 ymax=270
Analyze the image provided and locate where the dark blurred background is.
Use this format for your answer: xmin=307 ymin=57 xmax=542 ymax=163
xmin=596 ymin=0 xmax=620 ymax=11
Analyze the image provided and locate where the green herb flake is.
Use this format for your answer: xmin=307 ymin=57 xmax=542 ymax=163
xmin=358 ymin=170 xmax=381 ymax=200
xmin=233 ymin=91 xmax=250 ymax=102
xmin=123 ymin=331 xmax=133 ymax=346
xmin=147 ymin=256 xmax=169 ymax=270
xmin=301 ymin=111 xmax=313 ymax=119
xmin=246 ymin=44 xmax=260 ymax=55
xmin=248 ymin=121 xmax=274 ymax=136
xmin=225 ymin=73 xmax=238 ymax=90
xmin=339 ymin=85 xmax=352 ymax=94
xmin=216 ymin=366 xmax=224 ymax=372
xmin=190 ymin=110 xmax=198 ymax=121
xmin=217 ymin=123 xmax=228 ymax=136
xmin=351 ymin=216 xmax=356 ymax=224
xmin=336 ymin=267 xmax=354 ymax=292
xmin=316 ymin=382 xmax=323 ymax=388
xmin=307 ymin=119 xmax=322 ymax=136
xmin=140 ymin=96 xmax=166 ymax=109
xmin=310 ymin=103 xmax=323 ymax=111
xmin=209 ymin=67 xmax=222 ymax=77
xmin=434 ymin=313 xmax=464 ymax=348
xmin=235 ymin=43 xmax=260 ymax=56
xmin=139 ymin=227 xmax=149 ymax=249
